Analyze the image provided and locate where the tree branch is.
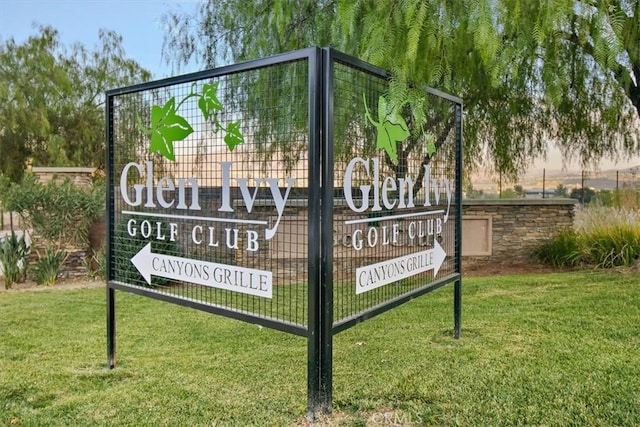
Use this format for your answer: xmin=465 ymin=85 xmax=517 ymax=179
xmin=561 ymin=12 xmax=639 ymax=118
xmin=412 ymin=114 xmax=455 ymax=198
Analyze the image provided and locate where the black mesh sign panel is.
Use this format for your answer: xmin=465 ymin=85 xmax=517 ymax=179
xmin=328 ymin=52 xmax=462 ymax=330
xmin=107 ymin=52 xmax=315 ymax=334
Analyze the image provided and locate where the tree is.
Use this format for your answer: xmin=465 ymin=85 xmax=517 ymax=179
xmin=0 ymin=26 xmax=151 ymax=182
xmin=514 ymin=185 xmax=524 ymax=197
xmin=555 ymin=183 xmax=569 ymax=197
xmin=161 ymin=0 xmax=640 ymax=177
xmin=501 ymin=188 xmax=520 ymax=199
xmin=570 ymin=186 xmax=597 ymax=203
xmin=592 ymin=189 xmax=615 ymax=205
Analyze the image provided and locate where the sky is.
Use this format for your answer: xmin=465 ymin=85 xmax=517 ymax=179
xmin=0 ymin=0 xmax=201 ymax=78
xmin=1 ymin=0 xmax=638 ymax=172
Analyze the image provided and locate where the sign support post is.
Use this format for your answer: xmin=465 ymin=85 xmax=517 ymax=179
xmin=106 ymin=93 xmax=117 ymax=369
xmin=107 ymin=287 xmax=116 ymax=368
xmin=454 ymin=103 xmax=464 ymax=339
xmin=307 ymin=46 xmax=336 ymax=421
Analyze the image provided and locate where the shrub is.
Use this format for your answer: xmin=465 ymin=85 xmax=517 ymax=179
xmin=83 ymin=248 xmax=106 ymax=281
xmin=536 ymin=207 xmax=640 ymax=268
xmin=31 ymin=247 xmax=68 ymax=286
xmin=0 ymin=174 xmax=104 ymax=250
xmin=584 ymin=223 xmax=640 ymax=268
xmin=0 ymin=231 xmax=29 ymax=288
xmin=533 ymin=228 xmax=583 ymax=267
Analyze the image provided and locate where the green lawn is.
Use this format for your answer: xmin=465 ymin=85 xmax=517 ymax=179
xmin=1 ymin=270 xmax=639 ymax=426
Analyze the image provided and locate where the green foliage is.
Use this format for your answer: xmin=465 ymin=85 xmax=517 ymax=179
xmin=83 ymin=248 xmax=106 ymax=281
xmin=555 ymin=184 xmax=568 ymax=198
xmin=500 ymin=188 xmax=520 ymax=199
xmin=162 ymin=0 xmax=335 ymax=68
xmin=144 ymin=97 xmax=194 ymax=161
xmin=0 ymin=26 xmax=150 ymax=182
xmin=162 ymin=1 xmax=332 ymax=172
xmin=585 ymin=223 xmax=640 ymax=268
xmin=0 ymin=231 xmax=29 ymax=289
xmin=570 ymin=187 xmax=597 ymax=204
xmin=536 ymin=207 xmax=640 ymax=268
xmin=591 ymin=189 xmax=616 ymax=206
xmin=534 ymin=228 xmax=584 ymax=267
xmin=162 ymin=0 xmax=640 ymax=177
xmin=31 ymin=247 xmax=67 ymax=286
xmin=513 ymin=185 xmax=524 ymax=197
xmin=0 ymin=174 xmax=104 ymax=250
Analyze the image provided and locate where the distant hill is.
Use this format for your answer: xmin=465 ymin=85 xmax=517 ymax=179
xmin=472 ymin=165 xmax=640 ymax=193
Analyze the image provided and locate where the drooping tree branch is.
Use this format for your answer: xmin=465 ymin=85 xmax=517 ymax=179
xmin=412 ymin=114 xmax=455 ymax=198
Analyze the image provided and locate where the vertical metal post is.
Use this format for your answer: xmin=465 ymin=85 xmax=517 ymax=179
xmin=320 ymin=47 xmax=334 ymax=413
xmin=581 ymin=170 xmax=585 ymax=204
xmin=105 ymin=92 xmax=116 ymax=369
xmin=454 ymin=282 xmax=462 ymax=339
xmin=306 ymin=48 xmax=321 ymax=420
xmin=542 ymin=168 xmax=546 ymax=198
xmin=107 ymin=288 xmax=116 ymax=368
xmin=616 ymin=171 xmax=620 ymax=208
xmin=454 ymin=103 xmax=463 ymax=339
xmin=307 ymin=47 xmax=332 ymax=420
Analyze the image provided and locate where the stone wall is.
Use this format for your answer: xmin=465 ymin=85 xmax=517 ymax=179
xmin=462 ymin=199 xmax=577 ymax=268
xmin=32 ymin=167 xmax=96 ymax=188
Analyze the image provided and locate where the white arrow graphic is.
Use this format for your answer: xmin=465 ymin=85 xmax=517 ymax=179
xmin=131 ymin=243 xmax=272 ymax=298
xmin=355 ymin=240 xmax=447 ymax=294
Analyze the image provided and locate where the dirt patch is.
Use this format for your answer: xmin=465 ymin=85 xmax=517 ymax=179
xmin=462 ymin=262 xmax=577 ymax=277
xmin=0 ymin=276 xmax=103 ymax=292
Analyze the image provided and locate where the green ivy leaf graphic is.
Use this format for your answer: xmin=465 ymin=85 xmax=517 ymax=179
xmin=376 ymin=95 xmax=389 ymax=124
xmin=198 ymin=82 xmax=223 ymax=121
xmin=142 ymin=83 xmax=242 ymax=160
xmin=364 ymin=94 xmax=410 ymax=163
xmin=149 ymin=97 xmax=194 ymax=161
xmin=223 ymin=120 xmax=244 ymax=151
xmin=426 ymin=133 xmax=437 ymax=157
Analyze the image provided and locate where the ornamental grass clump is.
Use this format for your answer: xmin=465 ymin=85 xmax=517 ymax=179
xmin=31 ymin=247 xmax=67 ymax=286
xmin=0 ymin=231 xmax=29 ymax=288
xmin=533 ymin=228 xmax=584 ymax=267
xmin=535 ymin=207 xmax=640 ymax=268
xmin=583 ymin=222 xmax=640 ymax=268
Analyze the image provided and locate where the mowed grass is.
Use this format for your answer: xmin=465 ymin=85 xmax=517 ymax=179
xmin=1 ymin=271 xmax=639 ymax=426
